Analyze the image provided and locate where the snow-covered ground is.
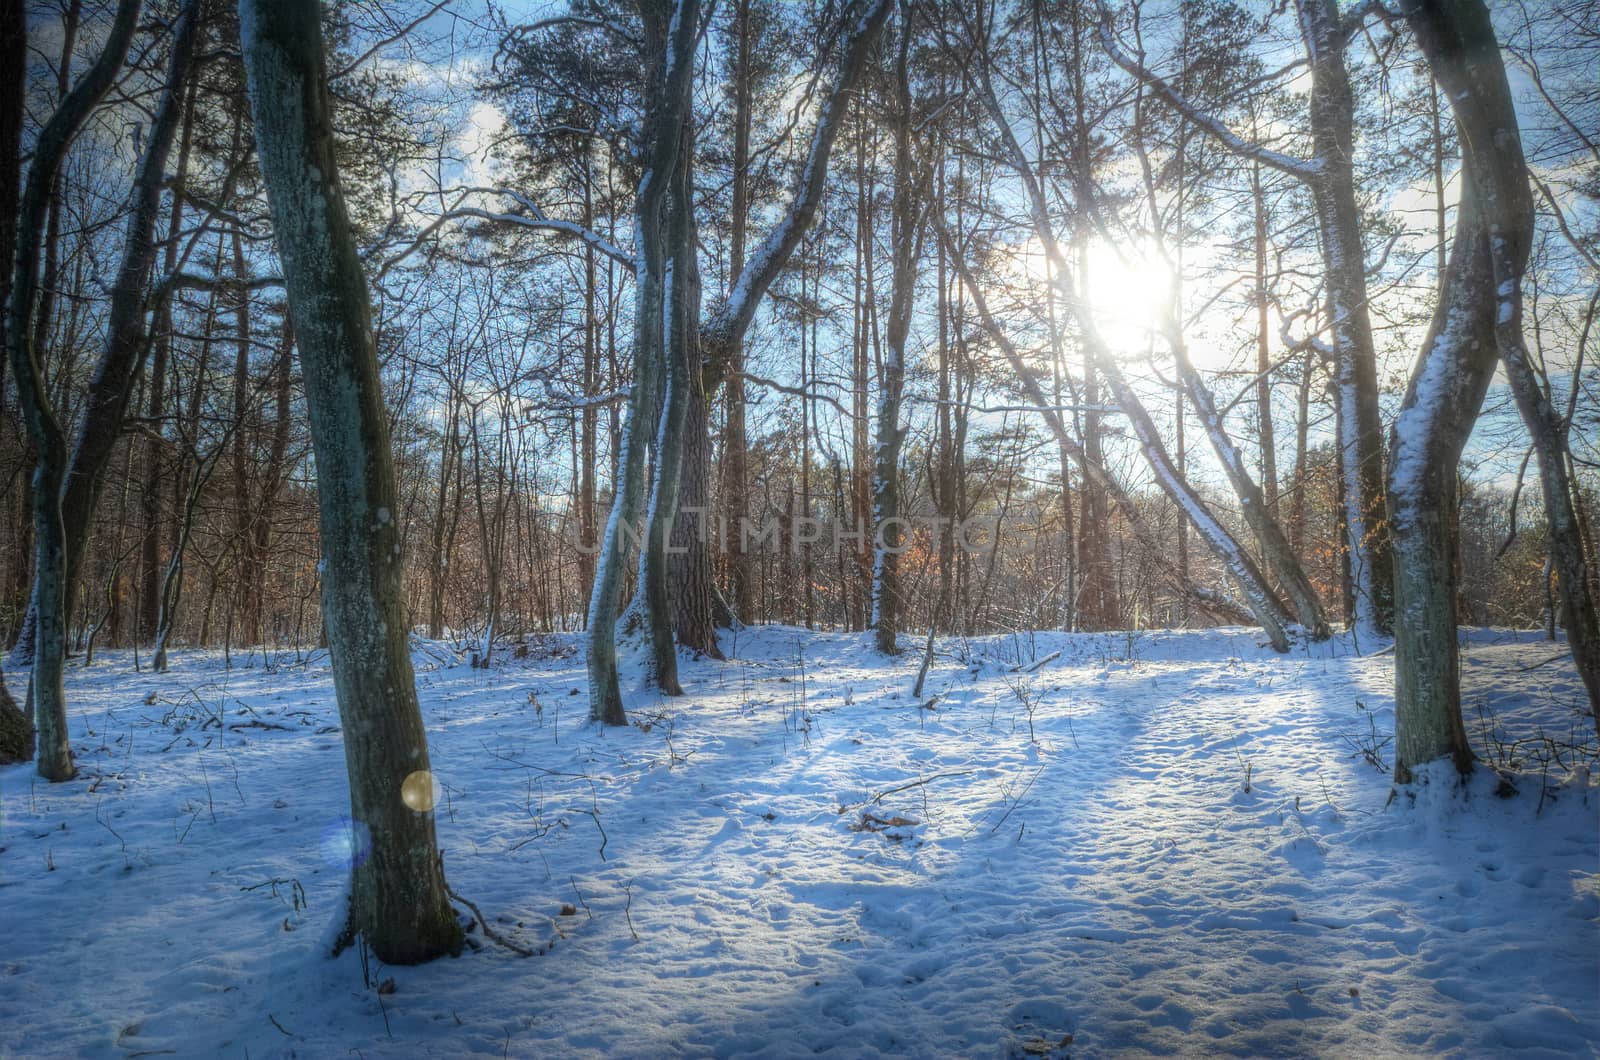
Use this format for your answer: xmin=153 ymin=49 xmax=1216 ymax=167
xmin=1 ymin=626 xmax=1596 ymax=1058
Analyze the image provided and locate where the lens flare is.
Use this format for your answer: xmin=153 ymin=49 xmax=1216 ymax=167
xmin=401 ymin=770 xmax=442 ymax=813
xmin=320 ymin=816 xmax=373 ymax=869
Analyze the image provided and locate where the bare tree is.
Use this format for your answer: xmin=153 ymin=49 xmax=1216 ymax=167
xmin=240 ymin=0 xmax=462 ymax=962
xmin=872 ymin=0 xmax=927 ymax=655
xmin=6 ymin=0 xmax=144 ymax=781
xmin=1100 ymin=0 xmax=1393 ymax=634
xmin=1389 ymin=0 xmax=1536 ymax=779
xmin=586 ymin=0 xmax=700 ymax=723
xmin=965 ymin=11 xmax=1295 ymax=650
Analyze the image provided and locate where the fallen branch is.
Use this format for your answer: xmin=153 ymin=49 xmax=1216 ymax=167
xmin=1011 ymin=650 xmax=1062 ymax=674
xmin=862 ymin=769 xmax=978 ymax=807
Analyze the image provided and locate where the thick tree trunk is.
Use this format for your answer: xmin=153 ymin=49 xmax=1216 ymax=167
xmin=1390 ymin=0 xmax=1534 ymax=780
xmin=641 ymin=118 xmax=696 ymax=694
xmin=672 ymin=386 xmax=725 ymax=656
xmin=240 ymin=0 xmax=461 ymax=963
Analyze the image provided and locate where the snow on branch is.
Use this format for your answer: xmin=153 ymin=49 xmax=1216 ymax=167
xmin=702 ymin=0 xmax=894 ymax=364
xmin=425 ymin=186 xmax=635 ymax=272
xmin=736 ymin=371 xmax=852 ymax=419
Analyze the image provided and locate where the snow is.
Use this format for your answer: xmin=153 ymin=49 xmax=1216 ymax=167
xmin=2 ymin=627 xmax=1596 ymax=1058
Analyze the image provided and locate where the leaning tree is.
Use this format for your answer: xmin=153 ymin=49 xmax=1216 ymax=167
xmin=239 ymin=0 xmax=462 ymax=963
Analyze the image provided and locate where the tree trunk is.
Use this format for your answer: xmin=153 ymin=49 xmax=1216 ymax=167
xmin=587 ymin=0 xmax=699 ymax=724
xmin=578 ymin=165 xmax=598 ymax=623
xmin=873 ymin=5 xmax=921 ymax=656
xmin=1170 ymin=337 xmax=1328 ymax=636
xmin=1251 ymin=158 xmax=1279 ymax=522
xmin=6 ymin=0 xmax=143 ymax=781
xmin=642 ymin=107 xmax=698 ymax=694
xmin=851 ymin=113 xmax=874 ymax=632
xmin=0 ymin=0 xmax=27 ymax=686
xmin=240 ymin=0 xmax=461 ymax=963
xmin=250 ymin=316 xmax=295 ymax=645
xmin=230 ymin=227 xmax=261 ymax=647
xmin=1298 ymin=0 xmax=1392 ymax=634
xmin=1390 ymin=0 xmax=1533 ymax=780
xmin=1490 ymin=306 xmax=1600 ymax=719
xmin=0 ymin=658 xmax=29 ymax=764
xmin=672 ymin=385 xmax=725 ymax=655
xmin=720 ymin=0 xmax=755 ymax=626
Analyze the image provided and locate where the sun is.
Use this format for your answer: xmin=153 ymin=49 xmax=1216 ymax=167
xmin=1078 ymin=239 xmax=1176 ymax=355
xmin=1016 ymin=236 xmax=1177 ymax=357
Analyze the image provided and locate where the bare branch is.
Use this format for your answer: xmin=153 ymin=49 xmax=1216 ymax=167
xmin=1095 ymin=4 xmax=1322 ymax=181
xmin=329 ymin=0 xmax=456 ymax=83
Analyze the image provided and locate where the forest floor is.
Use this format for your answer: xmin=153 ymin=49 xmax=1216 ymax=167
xmin=1 ymin=625 xmax=1597 ymax=1058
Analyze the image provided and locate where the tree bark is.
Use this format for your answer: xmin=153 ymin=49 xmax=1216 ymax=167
xmin=1390 ymin=0 xmax=1533 ymax=780
xmin=719 ymin=0 xmax=755 ymax=626
xmin=586 ymin=0 xmax=698 ymax=724
xmin=240 ymin=0 xmax=462 ymax=963
xmin=6 ymin=0 xmax=143 ymax=781
xmin=1251 ymin=158 xmax=1279 ymax=522
xmin=1301 ymin=0 xmax=1391 ymax=634
xmin=0 ymin=0 xmax=28 ymax=764
xmin=872 ymin=4 xmax=921 ymax=655
xmin=644 ymin=109 xmax=700 ymax=687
